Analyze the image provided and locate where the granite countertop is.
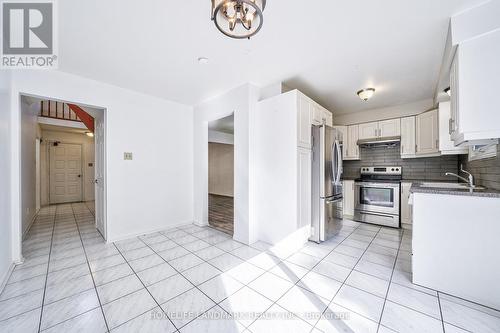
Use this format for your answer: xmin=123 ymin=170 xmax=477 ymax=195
xmin=410 ymin=182 xmax=500 ymax=198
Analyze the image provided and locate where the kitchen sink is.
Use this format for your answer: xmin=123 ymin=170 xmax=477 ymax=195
xmin=418 ymin=182 xmax=485 ymax=190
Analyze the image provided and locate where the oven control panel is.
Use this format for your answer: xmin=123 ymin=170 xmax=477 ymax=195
xmin=360 ymin=166 xmax=402 ymax=175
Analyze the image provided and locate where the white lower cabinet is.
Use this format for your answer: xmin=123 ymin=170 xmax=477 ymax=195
xmin=343 ymin=180 xmax=355 ymax=217
xmin=400 ymin=182 xmax=413 ymax=228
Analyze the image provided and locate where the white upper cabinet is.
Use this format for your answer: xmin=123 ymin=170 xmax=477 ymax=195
xmin=333 ymin=125 xmax=347 ymax=159
xmin=401 ymin=116 xmax=416 ymax=158
xmin=297 ymin=93 xmax=312 ymax=149
xmin=416 ymin=109 xmax=439 ymax=155
xmin=311 ymin=103 xmax=323 ymax=126
xmin=439 ymin=101 xmax=467 ymax=155
xmin=345 ymin=125 xmax=360 ymax=160
xmin=358 ymin=122 xmax=379 ymax=140
xmin=322 ymin=109 xmax=333 ymax=127
xmin=358 ymin=119 xmax=400 ymax=140
xmin=449 ymin=30 xmax=500 ymax=145
xmin=379 ymin=119 xmax=401 ymax=137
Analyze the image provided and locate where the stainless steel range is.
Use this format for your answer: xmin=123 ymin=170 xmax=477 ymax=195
xmin=354 ymin=166 xmax=402 ymax=228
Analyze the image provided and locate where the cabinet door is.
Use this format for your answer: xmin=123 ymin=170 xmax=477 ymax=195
xmin=400 ymin=116 xmax=416 ymax=157
xmin=379 ymin=119 xmax=401 ymax=137
xmin=343 ymin=180 xmax=355 ymax=217
xmin=298 ymin=94 xmax=312 ymax=148
xmin=333 ymin=126 xmax=347 ymax=159
xmin=310 ymin=103 xmax=323 ymax=125
xmin=449 ymin=54 xmax=459 ymax=140
xmin=346 ymin=125 xmax=359 ymax=160
xmin=401 ymin=182 xmax=413 ymax=225
xmin=323 ymin=109 xmax=333 ymax=127
xmin=358 ymin=122 xmax=379 ymax=140
xmin=298 ymin=148 xmax=312 ymax=228
xmin=438 ymin=102 xmax=468 ymax=155
xmin=416 ymin=110 xmax=439 ymax=155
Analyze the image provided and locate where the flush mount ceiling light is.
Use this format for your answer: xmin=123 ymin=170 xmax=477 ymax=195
xmin=357 ymin=88 xmax=376 ymax=101
xmin=211 ymin=0 xmax=266 ymax=39
xmin=85 ymin=132 xmax=94 ymax=137
xmin=444 ymin=87 xmax=451 ymax=96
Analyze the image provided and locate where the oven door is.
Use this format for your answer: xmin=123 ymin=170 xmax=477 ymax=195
xmin=354 ymin=182 xmax=400 ymax=216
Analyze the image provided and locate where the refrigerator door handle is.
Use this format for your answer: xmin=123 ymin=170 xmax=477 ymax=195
xmin=336 ymin=140 xmax=342 ymax=184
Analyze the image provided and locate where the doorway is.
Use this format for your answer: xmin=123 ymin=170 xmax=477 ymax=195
xmin=207 ymin=114 xmax=234 ymax=235
xmin=20 ymin=95 xmax=107 ymax=248
xmin=49 ymin=143 xmax=83 ymax=204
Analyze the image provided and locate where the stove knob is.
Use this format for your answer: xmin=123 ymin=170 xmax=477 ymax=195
xmin=391 ymin=168 xmax=395 ymax=171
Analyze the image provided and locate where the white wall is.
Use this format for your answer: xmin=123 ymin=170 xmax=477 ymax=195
xmin=253 ymin=91 xmax=299 ymax=244
xmin=0 ymin=71 xmax=13 ymax=287
xmin=208 ymin=130 xmax=234 ymax=145
xmin=40 ymin=130 xmax=95 ymax=206
xmin=20 ymin=99 xmax=40 ymax=237
xmin=333 ymin=99 xmax=433 ymax=125
xmin=193 ymin=84 xmax=260 ymax=244
xmin=208 ymin=143 xmax=234 ymax=197
xmin=10 ymin=70 xmax=194 ymax=263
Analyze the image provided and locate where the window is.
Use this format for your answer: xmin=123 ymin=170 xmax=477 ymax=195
xmin=468 ymin=142 xmax=498 ymax=161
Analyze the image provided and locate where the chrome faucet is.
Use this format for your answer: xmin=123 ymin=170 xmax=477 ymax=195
xmin=445 ymin=164 xmax=475 ymax=187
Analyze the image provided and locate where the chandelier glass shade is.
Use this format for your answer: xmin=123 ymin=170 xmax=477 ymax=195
xmin=211 ymin=0 xmax=266 ymax=39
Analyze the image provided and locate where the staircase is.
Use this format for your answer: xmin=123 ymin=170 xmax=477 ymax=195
xmin=39 ymin=100 xmax=94 ymax=132
xmin=40 ymin=100 xmax=82 ymax=121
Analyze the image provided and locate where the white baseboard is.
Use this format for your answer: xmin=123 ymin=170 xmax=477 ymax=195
xmin=0 ymin=263 xmax=15 ymax=294
xmin=107 ymin=221 xmax=194 ymax=244
xmin=22 ymin=208 xmax=40 ymax=241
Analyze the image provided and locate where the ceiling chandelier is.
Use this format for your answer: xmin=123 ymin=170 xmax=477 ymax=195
xmin=211 ymin=0 xmax=266 ymax=39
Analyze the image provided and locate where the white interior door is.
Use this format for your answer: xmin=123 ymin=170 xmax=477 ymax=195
xmin=94 ymin=112 xmax=106 ymax=238
xmin=49 ymin=143 xmax=83 ymax=204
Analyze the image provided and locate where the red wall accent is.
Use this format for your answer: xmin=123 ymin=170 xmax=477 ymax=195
xmin=67 ymin=103 xmax=95 ymax=132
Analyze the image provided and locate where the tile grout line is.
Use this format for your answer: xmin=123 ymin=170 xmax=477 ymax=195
xmin=133 ymin=236 xmax=237 ymax=330
xmin=70 ymin=203 xmax=111 ymax=333
xmin=246 ymin=224 xmax=365 ymax=332
xmin=306 ymin=225 xmax=385 ymax=331
xmin=376 ymin=229 xmax=408 ymax=333
xmin=437 ymin=291 xmax=446 ymax=332
xmin=36 ymin=205 xmax=57 ymax=333
xmin=112 ymin=242 xmax=180 ymax=331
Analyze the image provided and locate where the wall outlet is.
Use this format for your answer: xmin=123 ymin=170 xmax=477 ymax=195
xmin=124 ymin=152 xmax=133 ymax=160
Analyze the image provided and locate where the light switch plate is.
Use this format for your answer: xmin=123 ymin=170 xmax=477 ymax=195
xmin=124 ymin=152 xmax=133 ymax=160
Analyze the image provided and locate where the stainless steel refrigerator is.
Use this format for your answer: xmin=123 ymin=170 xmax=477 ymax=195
xmin=310 ymin=125 xmax=344 ymax=243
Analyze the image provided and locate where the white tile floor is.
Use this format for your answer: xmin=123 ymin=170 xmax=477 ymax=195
xmin=1 ymin=203 xmax=500 ymax=332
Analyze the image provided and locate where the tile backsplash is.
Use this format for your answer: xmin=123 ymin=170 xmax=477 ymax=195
xmin=343 ymin=144 xmax=460 ymax=181
xmin=459 ymin=145 xmax=500 ymax=190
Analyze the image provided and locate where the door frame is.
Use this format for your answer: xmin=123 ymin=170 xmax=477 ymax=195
xmin=205 ymin=112 xmax=235 ymax=234
xmin=15 ymin=92 xmax=108 ymax=264
xmin=48 ymin=142 xmax=84 ymax=204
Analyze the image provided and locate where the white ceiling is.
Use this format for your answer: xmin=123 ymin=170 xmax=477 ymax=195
xmin=58 ymin=0 xmax=484 ymax=114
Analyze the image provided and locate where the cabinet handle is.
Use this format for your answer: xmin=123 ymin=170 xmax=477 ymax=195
xmin=449 ymin=119 xmax=455 ymax=135
xmin=436 ymin=139 xmax=439 ymax=149
xmin=374 ymin=129 xmax=377 ymax=137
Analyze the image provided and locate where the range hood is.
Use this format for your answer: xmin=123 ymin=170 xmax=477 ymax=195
xmin=357 ymin=136 xmax=401 ymax=148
